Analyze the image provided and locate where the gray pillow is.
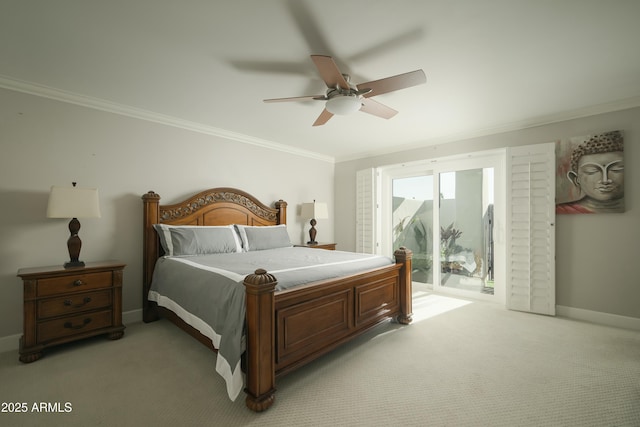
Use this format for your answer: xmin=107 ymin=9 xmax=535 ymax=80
xmin=235 ymin=224 xmax=292 ymax=251
xmin=153 ymin=224 xmax=242 ymax=256
xmin=153 ymin=223 xmax=174 ymax=255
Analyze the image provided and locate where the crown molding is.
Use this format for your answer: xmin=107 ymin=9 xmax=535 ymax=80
xmin=336 ymin=95 xmax=640 ymax=163
xmin=3 ymin=74 xmax=638 ymax=165
xmin=0 ymin=74 xmax=335 ymax=164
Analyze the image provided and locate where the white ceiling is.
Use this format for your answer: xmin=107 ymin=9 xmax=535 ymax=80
xmin=2 ymin=0 xmax=640 ymax=162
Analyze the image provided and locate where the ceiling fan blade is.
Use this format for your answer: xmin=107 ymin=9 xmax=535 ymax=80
xmin=311 ymin=55 xmax=350 ymax=90
xmin=358 ymin=69 xmax=426 ymax=98
xmin=229 ymin=59 xmax=309 ymax=76
xmin=348 ymin=28 xmax=424 ymax=63
xmin=288 ymin=1 xmax=335 ymax=59
xmin=264 ymin=95 xmax=326 ymax=103
xmin=359 ymin=98 xmax=398 ymax=119
xmin=312 ymin=108 xmax=334 ymax=126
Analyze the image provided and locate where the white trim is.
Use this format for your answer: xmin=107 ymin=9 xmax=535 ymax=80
xmin=0 ymin=333 xmax=20 ymax=354
xmin=0 ymin=74 xmax=335 ymax=164
xmin=557 ymin=305 xmax=640 ymax=331
xmin=336 ymin=96 xmax=640 ymax=162
xmin=2 ymin=306 xmax=638 ymax=354
xmin=5 ymin=75 xmax=639 ymax=166
xmin=123 ymin=308 xmax=143 ymax=325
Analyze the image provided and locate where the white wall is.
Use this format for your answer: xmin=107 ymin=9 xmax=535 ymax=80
xmin=0 ymin=88 xmax=335 ymax=339
xmin=335 ymin=107 xmax=640 ymax=321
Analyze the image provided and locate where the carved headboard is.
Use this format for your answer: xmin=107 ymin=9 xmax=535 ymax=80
xmin=141 ymin=187 xmax=287 ymax=320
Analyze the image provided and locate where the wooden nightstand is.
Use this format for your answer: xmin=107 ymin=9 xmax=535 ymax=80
xmin=16 ymin=261 xmax=126 ymax=363
xmin=295 ymin=242 xmax=337 ymax=250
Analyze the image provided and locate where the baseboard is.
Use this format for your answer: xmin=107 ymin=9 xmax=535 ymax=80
xmin=557 ymin=305 xmax=640 ymax=331
xmin=0 ymin=308 xmax=144 ymax=354
xmin=0 ymin=333 xmax=21 ymax=354
xmin=3 ymin=306 xmax=637 ymax=353
xmin=123 ymin=308 xmax=143 ymax=325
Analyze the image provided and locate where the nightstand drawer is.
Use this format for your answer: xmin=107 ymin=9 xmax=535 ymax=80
xmin=37 ymin=310 xmax=113 ymax=342
xmin=37 ymin=271 xmax=113 ymax=297
xmin=38 ymin=290 xmax=112 ymax=319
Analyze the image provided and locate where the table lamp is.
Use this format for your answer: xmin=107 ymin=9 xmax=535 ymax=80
xmin=300 ymin=201 xmax=328 ymax=245
xmin=46 ymin=182 xmax=101 ymax=268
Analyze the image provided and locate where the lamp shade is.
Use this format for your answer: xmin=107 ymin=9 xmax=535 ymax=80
xmin=301 ymin=201 xmax=328 ymax=220
xmin=47 ymin=186 xmax=101 ymax=219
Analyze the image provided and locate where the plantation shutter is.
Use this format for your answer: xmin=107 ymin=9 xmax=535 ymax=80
xmin=506 ymin=143 xmax=556 ymax=315
xmin=356 ymin=168 xmax=376 ymax=254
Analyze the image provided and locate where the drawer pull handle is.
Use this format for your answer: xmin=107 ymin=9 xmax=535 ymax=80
xmin=63 ymin=297 xmax=92 ymax=308
xmin=63 ymin=318 xmax=92 ymax=330
xmin=72 ymin=280 xmax=84 ymax=287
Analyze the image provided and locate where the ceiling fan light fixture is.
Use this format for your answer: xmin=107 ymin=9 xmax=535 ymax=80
xmin=325 ymin=95 xmax=362 ymax=115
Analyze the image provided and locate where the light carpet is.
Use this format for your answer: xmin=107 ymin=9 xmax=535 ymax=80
xmin=1 ymin=290 xmax=639 ymax=426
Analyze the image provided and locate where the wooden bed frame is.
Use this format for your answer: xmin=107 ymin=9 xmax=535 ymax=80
xmin=142 ymin=187 xmax=412 ymax=412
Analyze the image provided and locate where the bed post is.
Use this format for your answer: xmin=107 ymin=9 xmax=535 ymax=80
xmin=243 ymin=269 xmax=277 ymax=412
xmin=275 ymin=199 xmax=287 ymax=225
xmin=394 ymin=247 xmax=413 ymax=325
xmin=142 ymin=191 xmax=161 ymax=323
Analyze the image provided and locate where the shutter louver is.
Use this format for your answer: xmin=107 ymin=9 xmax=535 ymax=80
xmin=356 ymin=168 xmax=376 ymax=254
xmin=506 ymin=143 xmax=556 ymax=315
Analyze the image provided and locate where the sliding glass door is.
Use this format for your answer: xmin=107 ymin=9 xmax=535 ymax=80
xmin=392 ymin=174 xmax=434 ymax=284
xmin=381 ymin=152 xmax=504 ymax=301
xmin=438 ymin=168 xmax=495 ymax=295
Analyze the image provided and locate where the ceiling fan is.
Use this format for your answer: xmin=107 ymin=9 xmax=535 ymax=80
xmin=264 ymin=55 xmax=426 ymax=126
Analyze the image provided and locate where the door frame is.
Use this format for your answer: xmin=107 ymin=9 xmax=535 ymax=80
xmin=379 ymin=149 xmax=506 ymax=304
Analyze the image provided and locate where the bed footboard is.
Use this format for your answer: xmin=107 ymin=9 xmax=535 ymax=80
xmin=242 ymin=247 xmax=412 ymax=412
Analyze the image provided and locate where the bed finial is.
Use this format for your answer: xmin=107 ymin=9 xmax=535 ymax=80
xmin=143 ymin=191 xmax=160 ymax=200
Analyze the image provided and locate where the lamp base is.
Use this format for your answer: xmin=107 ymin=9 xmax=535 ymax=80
xmin=64 ymin=260 xmax=85 ymax=269
xmin=65 ymin=218 xmax=84 ymax=269
xmin=308 ymin=218 xmax=318 ymax=246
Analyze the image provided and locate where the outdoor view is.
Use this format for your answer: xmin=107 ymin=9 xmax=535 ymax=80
xmin=392 ymin=168 xmax=494 ymax=295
